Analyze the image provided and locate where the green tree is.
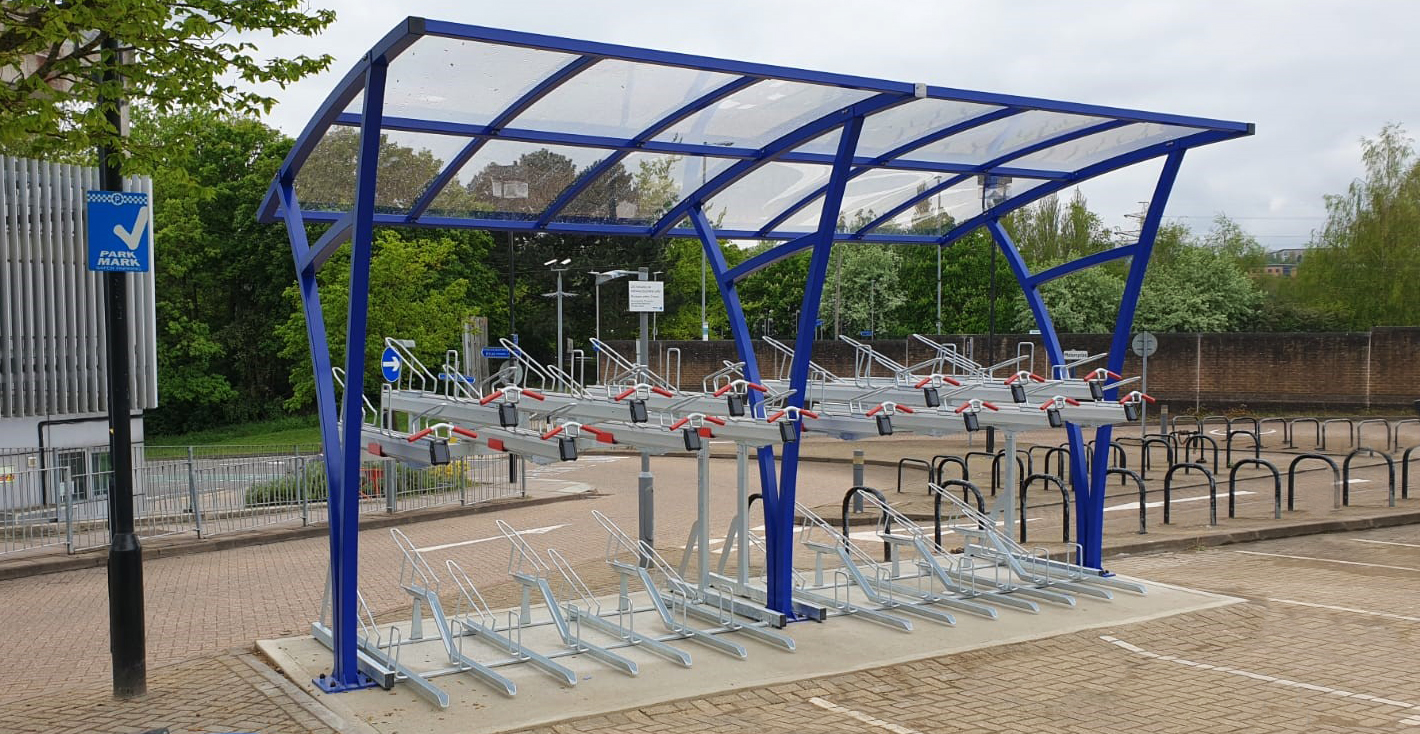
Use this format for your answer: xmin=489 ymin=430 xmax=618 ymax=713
xmin=1135 ymin=245 xmax=1262 ymax=332
xmin=128 ymin=109 xmax=298 ymax=431
xmin=0 ymin=0 xmax=334 ymax=165
xmin=278 ymin=231 xmax=479 ymax=409
xmin=1297 ymin=124 xmax=1420 ymax=327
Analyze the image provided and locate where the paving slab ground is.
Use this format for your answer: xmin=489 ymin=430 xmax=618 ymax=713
xmin=1 ymin=434 xmax=1417 ymax=733
xmin=260 ymin=576 xmax=1237 ymax=734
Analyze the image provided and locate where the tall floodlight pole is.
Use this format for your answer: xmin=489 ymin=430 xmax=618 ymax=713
xmin=508 ymin=232 xmax=516 ymax=338
xmin=93 ymin=33 xmax=146 ymax=700
xmin=934 ymin=176 xmax=943 ymax=335
xmin=542 ymin=258 xmax=573 ymax=388
xmin=700 ymin=249 xmax=708 ymax=341
xmin=981 ymin=175 xmax=1011 ymax=369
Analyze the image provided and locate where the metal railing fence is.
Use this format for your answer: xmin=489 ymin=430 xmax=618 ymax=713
xmin=0 ymin=445 xmax=521 ymax=556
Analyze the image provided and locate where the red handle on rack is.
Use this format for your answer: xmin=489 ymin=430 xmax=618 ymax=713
xmin=451 ymin=426 xmax=478 ymax=439
xmin=767 ymin=411 xmax=786 ymax=423
xmin=1119 ymin=392 xmax=1156 ymax=404
xmin=982 ymin=401 xmax=1000 ymax=411
xmin=896 ymin=405 xmax=915 ymax=414
xmin=867 ymin=405 xmax=884 ymax=416
xmin=800 ymin=409 xmax=819 ymax=419
xmin=652 ymin=386 xmax=674 ymax=397
xmin=406 ymin=428 xmax=434 ymax=442
xmin=478 ymin=390 xmax=504 ymax=406
xmin=704 ymin=416 xmax=726 ymax=426
xmin=520 ymin=389 xmax=546 ymax=401
xmin=669 ymin=417 xmax=690 ymax=431
xmin=914 ymin=377 xmax=933 ymax=388
xmin=614 ymin=387 xmax=637 ymax=402
xmin=713 ymin=383 xmax=733 ymax=397
xmin=954 ymin=403 xmax=971 ymax=414
xmin=746 ymin=382 xmax=767 ymax=392
xmin=541 ymin=426 xmax=564 ymax=440
xmin=582 ymin=426 xmax=615 ymax=444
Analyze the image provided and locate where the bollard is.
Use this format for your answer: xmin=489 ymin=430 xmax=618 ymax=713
xmin=852 ymin=450 xmax=865 ymax=512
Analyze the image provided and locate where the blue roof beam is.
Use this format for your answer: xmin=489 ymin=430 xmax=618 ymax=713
xmin=649 ymin=92 xmax=917 ymax=237
xmin=535 ymin=75 xmax=758 ymax=226
xmin=405 ymin=55 xmax=599 ymax=221
xmin=851 ymin=119 xmax=1132 ymax=238
xmin=754 ymin=106 xmax=1028 ymax=236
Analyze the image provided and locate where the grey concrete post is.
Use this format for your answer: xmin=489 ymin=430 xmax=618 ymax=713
xmin=185 ymin=447 xmax=203 ymax=538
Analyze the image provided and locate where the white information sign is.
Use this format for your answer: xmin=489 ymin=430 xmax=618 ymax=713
xmin=627 ymin=281 xmax=664 ymax=313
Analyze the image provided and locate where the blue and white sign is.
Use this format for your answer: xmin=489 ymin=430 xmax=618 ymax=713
xmin=815 ymin=318 xmax=825 ymax=328
xmin=380 ymin=346 xmax=402 ymax=382
xmin=481 ymin=347 xmax=511 ymax=360
xmin=86 ymin=190 xmax=151 ymax=272
xmin=859 ymin=330 xmax=874 ymax=337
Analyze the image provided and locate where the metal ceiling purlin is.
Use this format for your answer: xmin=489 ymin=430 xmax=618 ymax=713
xmin=261 ymin=16 xmax=1256 ymax=680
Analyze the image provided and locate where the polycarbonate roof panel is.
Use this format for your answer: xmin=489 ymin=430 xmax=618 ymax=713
xmin=780 ymin=169 xmax=960 ymax=233
xmin=652 ymin=80 xmax=876 ymax=148
xmin=863 ymin=176 xmax=1051 ymax=239
xmin=294 ymin=127 xmax=472 ymax=214
xmin=553 ymin=153 xmax=736 ymax=225
xmin=703 ymin=161 xmax=832 ymax=232
xmin=423 ymin=140 xmax=607 ymax=220
xmin=263 ymin=18 xmax=1253 ymax=244
xmin=907 ymin=110 xmax=1111 ymax=166
xmin=853 ymin=99 xmax=1007 ymax=159
xmin=513 ymin=61 xmax=737 ymax=139
xmin=355 ymin=36 xmax=576 ymax=125
xmin=1008 ymin=122 xmax=1204 ymax=170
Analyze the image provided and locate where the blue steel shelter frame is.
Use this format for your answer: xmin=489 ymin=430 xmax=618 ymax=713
xmin=259 ymin=17 xmax=1252 ymax=688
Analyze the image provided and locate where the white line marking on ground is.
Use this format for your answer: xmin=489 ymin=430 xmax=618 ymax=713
xmin=1233 ymin=550 xmax=1420 ymax=572
xmin=1267 ymin=598 xmax=1420 ymax=622
xmin=1354 ymin=538 xmax=1420 ymax=549
xmin=1105 ymin=491 xmax=1253 ymax=513
xmin=415 ymin=524 xmax=569 ymax=552
xmin=809 ymin=697 xmax=924 ymax=734
xmin=1100 ymin=635 xmax=1420 ymax=724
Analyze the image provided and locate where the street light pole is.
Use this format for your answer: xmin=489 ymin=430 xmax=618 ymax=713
xmin=700 ymin=248 xmax=708 ymax=341
xmin=97 ymin=32 xmax=145 ymax=700
xmin=542 ymin=258 xmax=573 ymax=388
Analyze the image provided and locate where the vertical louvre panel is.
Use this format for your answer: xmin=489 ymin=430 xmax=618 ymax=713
xmin=0 ymin=156 xmax=13 ymax=416
xmin=0 ymin=155 xmax=158 ymax=422
xmin=19 ymin=158 xmax=35 ymax=417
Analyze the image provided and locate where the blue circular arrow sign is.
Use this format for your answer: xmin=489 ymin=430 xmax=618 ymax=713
xmin=380 ymin=346 xmax=402 ymax=382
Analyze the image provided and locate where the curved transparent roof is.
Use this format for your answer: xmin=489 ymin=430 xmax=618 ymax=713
xmin=261 ymin=17 xmax=1252 ymax=247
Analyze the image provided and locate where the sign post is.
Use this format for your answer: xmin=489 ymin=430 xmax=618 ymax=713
xmin=1131 ymin=332 xmax=1158 ymax=438
xmin=627 ymin=271 xmax=662 ymax=561
xmin=89 ymin=33 xmax=145 ymax=699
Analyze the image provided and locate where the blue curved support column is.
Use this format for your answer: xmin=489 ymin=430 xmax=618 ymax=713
xmin=327 ymin=54 xmax=388 ymax=690
xmin=984 ymin=148 xmax=1185 ymax=568
xmin=984 ymin=220 xmax=1093 ymax=562
xmin=687 ymin=206 xmax=782 ymax=599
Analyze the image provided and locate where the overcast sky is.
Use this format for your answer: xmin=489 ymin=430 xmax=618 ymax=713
xmin=250 ymin=0 xmax=1419 ymax=248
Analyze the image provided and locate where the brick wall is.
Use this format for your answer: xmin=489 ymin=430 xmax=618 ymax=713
xmin=613 ymin=327 xmax=1420 ymax=411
